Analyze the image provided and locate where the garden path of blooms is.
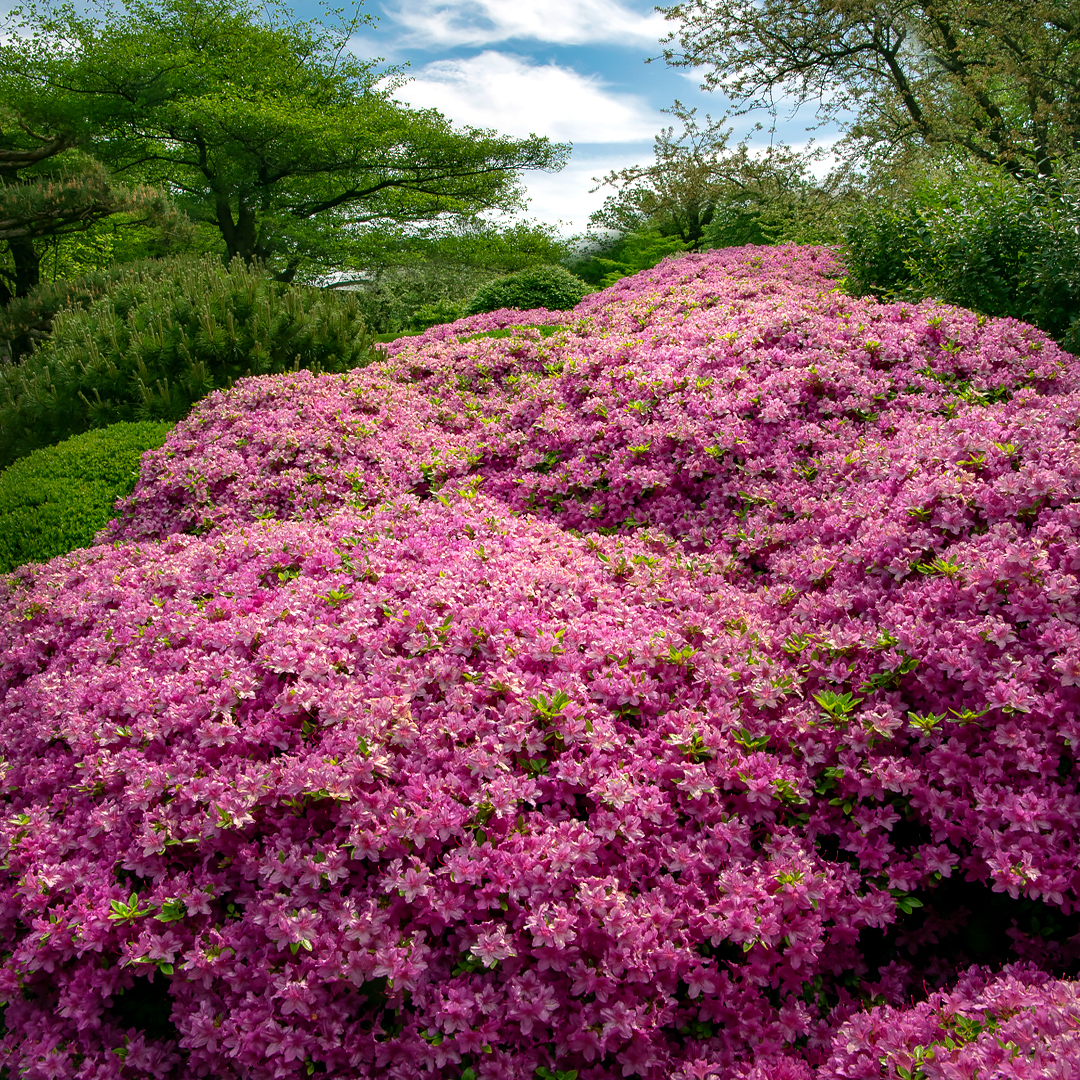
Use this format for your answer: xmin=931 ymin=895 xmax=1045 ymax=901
xmin=3 ymin=246 xmax=1080 ymax=1079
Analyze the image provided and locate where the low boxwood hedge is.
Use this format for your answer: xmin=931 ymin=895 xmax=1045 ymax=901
xmin=0 ymin=420 xmax=172 ymax=572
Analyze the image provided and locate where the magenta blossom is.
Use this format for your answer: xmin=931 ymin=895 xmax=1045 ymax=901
xmin=3 ymin=245 xmax=1080 ymax=1079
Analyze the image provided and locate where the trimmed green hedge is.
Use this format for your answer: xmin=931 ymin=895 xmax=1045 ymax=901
xmin=463 ymin=264 xmax=592 ymax=315
xmin=0 ymin=421 xmax=172 ymax=572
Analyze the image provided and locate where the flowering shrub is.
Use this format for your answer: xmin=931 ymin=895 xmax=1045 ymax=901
xmin=821 ymin=964 xmax=1080 ymax=1079
xmin=2 ymin=245 xmax=1080 ymax=1078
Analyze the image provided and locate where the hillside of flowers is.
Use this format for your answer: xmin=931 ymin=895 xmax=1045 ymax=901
xmin=3 ymin=245 xmax=1080 ymax=1079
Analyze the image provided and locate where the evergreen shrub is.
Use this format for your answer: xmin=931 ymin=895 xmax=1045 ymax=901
xmin=4 ymin=247 xmax=1080 ymax=1079
xmin=0 ymin=264 xmax=132 ymax=364
xmin=570 ymin=229 xmax=689 ymax=288
xmin=0 ymin=256 xmax=382 ymax=468
xmin=0 ymin=420 xmax=172 ymax=572
xmin=403 ymin=298 xmax=466 ymax=333
xmin=463 ymin=264 xmax=592 ymax=315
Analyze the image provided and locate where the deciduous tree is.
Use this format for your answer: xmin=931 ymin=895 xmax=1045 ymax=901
xmin=657 ymin=0 xmax=1080 ymax=181
xmin=588 ymin=103 xmax=735 ymax=249
xmin=589 ymin=102 xmax=836 ymax=250
xmin=1 ymin=0 xmax=569 ymax=281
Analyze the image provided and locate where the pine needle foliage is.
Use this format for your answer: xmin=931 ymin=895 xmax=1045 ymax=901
xmin=0 ymin=255 xmax=381 ymax=467
xmin=0 ymin=419 xmax=171 ymax=572
xmin=0 ymin=259 xmax=150 ymax=363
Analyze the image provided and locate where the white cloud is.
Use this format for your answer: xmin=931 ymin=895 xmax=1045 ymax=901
xmin=381 ymin=0 xmax=669 ymax=48
xmin=388 ymin=51 xmax=659 ymax=143
xmin=345 ymin=29 xmax=404 ymax=65
xmin=511 ymin=149 xmax=655 ymax=234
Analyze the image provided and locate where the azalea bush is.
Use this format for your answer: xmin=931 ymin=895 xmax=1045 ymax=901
xmin=820 ymin=965 xmax=1080 ymax=1080
xmin=2 ymin=245 xmax=1080 ymax=1080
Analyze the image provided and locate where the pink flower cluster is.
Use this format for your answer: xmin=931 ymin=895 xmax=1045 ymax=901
xmin=822 ymin=964 xmax=1080 ymax=1079
xmin=2 ymin=245 xmax=1080 ymax=1079
xmin=736 ymin=965 xmax=1080 ymax=1080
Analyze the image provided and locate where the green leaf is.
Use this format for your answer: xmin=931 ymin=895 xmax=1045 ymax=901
xmin=813 ymin=691 xmax=863 ymax=723
xmin=154 ymin=898 xmax=188 ymax=923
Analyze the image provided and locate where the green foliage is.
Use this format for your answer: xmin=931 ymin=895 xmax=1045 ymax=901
xmin=0 ymin=253 xmax=197 ymax=363
xmin=338 ymin=220 xmax=574 ymax=334
xmin=589 ymin=104 xmax=845 ymax=255
xmin=0 ymin=105 xmax=176 ymax=305
xmin=2 ymin=0 xmax=568 ymax=280
xmin=0 ymin=270 xmax=115 ymax=364
xmin=381 ymin=219 xmax=574 ymax=278
xmin=33 ymin=205 xmax=201 ymax=287
xmin=463 ymin=265 xmax=592 ymax=315
xmin=342 ymin=262 xmax=499 ymax=335
xmin=589 ymin=104 xmax=732 ymax=249
xmin=843 ymin=164 xmax=1080 ymax=353
xmin=585 ymin=102 xmax=846 ymax=273
xmin=657 ymin=1 xmax=1080 ymax=185
xmin=0 ymin=420 xmax=171 ymax=572
xmin=704 ymin=175 xmax=847 ymax=249
xmin=571 ymin=229 xmax=689 ymax=287
xmin=404 ymin=299 xmax=467 ymax=333
xmin=0 ymin=255 xmax=381 ymax=468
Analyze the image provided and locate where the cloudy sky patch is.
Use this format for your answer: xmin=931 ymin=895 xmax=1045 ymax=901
xmin=381 ymin=0 xmax=669 ymax=49
xmin=388 ymin=51 xmax=658 ymax=143
xmin=301 ymin=0 xmax=838 ymax=234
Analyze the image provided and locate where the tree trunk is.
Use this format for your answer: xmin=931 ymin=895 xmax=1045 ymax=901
xmin=217 ymin=197 xmax=260 ymax=264
xmin=234 ymin=202 xmax=258 ymax=263
xmin=8 ymin=237 xmax=41 ymax=298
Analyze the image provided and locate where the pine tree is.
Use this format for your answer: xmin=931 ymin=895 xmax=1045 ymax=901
xmin=0 ymin=108 xmax=173 ymax=309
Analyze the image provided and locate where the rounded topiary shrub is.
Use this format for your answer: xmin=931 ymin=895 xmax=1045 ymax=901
xmin=462 ymin=264 xmax=592 ymax=315
xmin=0 ymin=420 xmax=173 ymax=572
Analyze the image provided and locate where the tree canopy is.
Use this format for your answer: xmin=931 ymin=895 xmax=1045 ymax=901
xmin=1 ymin=0 xmax=569 ymax=281
xmin=657 ymin=0 xmax=1080 ymax=182
xmin=588 ymin=104 xmax=733 ymax=249
xmin=589 ymin=103 xmax=836 ymax=250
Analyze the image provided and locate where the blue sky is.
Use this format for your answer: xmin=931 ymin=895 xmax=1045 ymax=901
xmin=289 ymin=0 xmax=836 ymax=237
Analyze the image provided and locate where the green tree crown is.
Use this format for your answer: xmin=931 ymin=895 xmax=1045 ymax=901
xmin=2 ymin=0 xmax=569 ymax=280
